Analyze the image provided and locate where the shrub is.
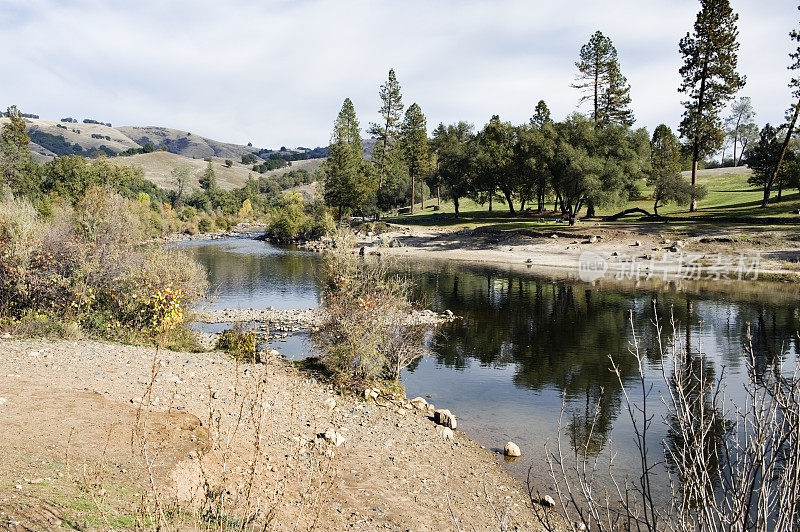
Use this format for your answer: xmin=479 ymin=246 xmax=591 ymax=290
xmin=224 ymin=159 xmax=233 ymax=168
xmin=198 ymin=216 xmax=214 ymax=233
xmin=216 ymin=323 xmax=257 ymax=361
xmin=313 ymin=232 xmax=427 ymax=386
xmin=0 ymin=192 xmax=207 ymax=346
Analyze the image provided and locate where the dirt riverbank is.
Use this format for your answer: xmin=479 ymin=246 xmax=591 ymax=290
xmin=0 ymin=337 xmax=554 ymax=531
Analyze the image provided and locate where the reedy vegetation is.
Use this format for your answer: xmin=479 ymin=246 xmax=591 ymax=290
xmin=538 ymin=310 xmax=800 ymax=531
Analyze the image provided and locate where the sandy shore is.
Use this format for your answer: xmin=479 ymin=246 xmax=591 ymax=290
xmin=0 ymin=338 xmax=551 ymax=531
xmin=359 ymin=226 xmax=800 ymax=283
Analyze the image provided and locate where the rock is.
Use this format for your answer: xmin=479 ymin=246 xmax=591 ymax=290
xmin=369 ymin=389 xmax=379 ymax=400
xmin=634 ymin=240 xmax=641 ymax=247
xmin=662 ymin=239 xmax=671 ymax=245
xmin=434 ymin=409 xmax=457 ymax=430
xmin=435 ymin=425 xmax=454 ymax=441
xmin=550 ymin=234 xmax=558 ymax=239
xmin=410 ymin=396 xmax=428 ymax=410
xmin=323 ymin=397 xmax=337 ymax=411
xmin=0 ymin=332 xmax=11 ymax=339
xmin=588 ymin=235 xmax=597 ymax=243
xmin=503 ymin=441 xmax=521 ymax=457
xmin=669 ymin=246 xmax=679 ymax=253
xmin=525 ymin=258 xmax=533 ymax=264
xmin=611 ymin=251 xmax=619 ymax=257
xmin=323 ymin=430 xmax=346 ymax=447
xmin=443 ymin=309 xmax=454 ymax=317
xmin=675 ymin=240 xmax=686 ymax=248
xmin=540 ymin=494 xmax=556 ymax=507
xmin=0 ymin=397 xmax=6 ymax=406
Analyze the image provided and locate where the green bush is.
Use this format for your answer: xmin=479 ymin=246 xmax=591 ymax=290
xmin=216 ymin=323 xmax=257 ymax=361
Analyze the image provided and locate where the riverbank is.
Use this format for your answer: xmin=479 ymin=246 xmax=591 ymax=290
xmin=360 ymin=225 xmax=800 ymax=282
xmin=0 ymin=337 xmax=549 ymax=531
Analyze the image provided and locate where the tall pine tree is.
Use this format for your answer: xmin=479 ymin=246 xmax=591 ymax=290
xmin=368 ymin=69 xmax=404 ymax=203
xmin=572 ymin=31 xmax=634 ymax=127
xmin=678 ymin=0 xmax=745 ymax=211
xmin=399 ymin=103 xmax=431 ymax=214
xmin=323 ymin=98 xmax=375 ymax=217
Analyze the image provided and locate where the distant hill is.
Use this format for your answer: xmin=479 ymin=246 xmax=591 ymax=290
xmin=0 ymin=116 xmax=327 ymax=162
xmin=121 ymin=151 xmax=325 ymax=192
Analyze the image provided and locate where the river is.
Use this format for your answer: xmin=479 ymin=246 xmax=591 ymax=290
xmin=180 ymin=237 xmax=800 ymax=499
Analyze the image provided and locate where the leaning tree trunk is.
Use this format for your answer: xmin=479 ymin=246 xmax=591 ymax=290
xmin=762 ymin=100 xmax=800 ymax=207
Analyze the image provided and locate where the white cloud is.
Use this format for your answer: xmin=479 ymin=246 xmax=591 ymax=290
xmin=0 ymin=0 xmax=796 ymax=147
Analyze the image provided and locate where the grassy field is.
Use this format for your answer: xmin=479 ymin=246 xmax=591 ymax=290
xmin=385 ymin=166 xmax=800 ymax=236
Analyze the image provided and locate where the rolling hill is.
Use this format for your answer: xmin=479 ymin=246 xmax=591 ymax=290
xmin=0 ymin=115 xmax=329 ymax=191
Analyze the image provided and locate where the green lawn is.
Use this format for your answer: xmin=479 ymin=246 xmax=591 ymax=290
xmin=386 ymin=167 xmax=800 ymax=234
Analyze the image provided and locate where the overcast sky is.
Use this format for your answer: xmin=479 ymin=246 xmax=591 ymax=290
xmin=0 ymin=0 xmax=796 ymax=149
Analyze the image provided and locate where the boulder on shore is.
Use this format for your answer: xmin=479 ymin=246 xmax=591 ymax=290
xmin=434 ymin=409 xmax=457 ymax=430
xmin=503 ymin=441 xmax=521 ymax=457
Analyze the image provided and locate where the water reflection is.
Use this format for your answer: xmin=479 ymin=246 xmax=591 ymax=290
xmin=179 ymin=239 xmax=800 ymax=488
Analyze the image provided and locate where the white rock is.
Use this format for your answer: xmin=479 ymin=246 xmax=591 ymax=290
xmin=324 ymin=430 xmax=346 ymax=447
xmin=0 ymin=397 xmax=6 ymax=406
xmin=434 ymin=409 xmax=457 ymax=430
xmin=435 ymin=425 xmax=454 ymax=441
xmin=588 ymin=235 xmax=597 ymax=243
xmin=540 ymin=494 xmax=556 ymax=507
xmin=323 ymin=397 xmax=337 ymax=411
xmin=504 ymin=441 xmax=521 ymax=457
xmin=410 ymin=396 xmax=428 ymax=410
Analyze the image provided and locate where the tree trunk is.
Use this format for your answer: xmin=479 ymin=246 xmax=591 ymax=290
xmin=437 ymin=186 xmax=441 ymax=207
xmin=586 ymin=200 xmax=596 ymax=217
xmin=410 ymin=173 xmax=415 ymax=214
xmin=454 ymin=196 xmax=460 ymax=218
xmin=653 ymin=200 xmax=659 ymax=217
xmin=690 ymin=158 xmax=699 ymax=211
xmin=762 ymin=99 xmax=800 ymax=208
xmin=489 ymin=194 xmax=493 ymax=212
xmin=502 ymin=189 xmax=515 ymax=215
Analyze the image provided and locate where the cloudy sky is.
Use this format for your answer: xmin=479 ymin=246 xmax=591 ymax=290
xmin=0 ymin=0 xmax=796 ymax=149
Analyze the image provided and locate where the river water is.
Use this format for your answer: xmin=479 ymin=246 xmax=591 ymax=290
xmin=180 ymin=237 xmax=800 ymax=497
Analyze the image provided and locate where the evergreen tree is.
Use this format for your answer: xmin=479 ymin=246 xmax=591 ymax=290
xmin=368 ymin=69 xmax=404 ymax=197
xmin=531 ymin=100 xmax=551 ymax=127
xmin=762 ymin=3 xmax=800 ymax=207
xmin=323 ymin=98 xmax=376 ymax=217
xmin=678 ymin=0 xmax=745 ymax=211
xmin=0 ymin=105 xmax=38 ymax=199
xmin=399 ymin=103 xmax=431 ymax=213
xmin=572 ymin=31 xmax=634 ymax=127
xmin=199 ymin=160 xmax=217 ymax=192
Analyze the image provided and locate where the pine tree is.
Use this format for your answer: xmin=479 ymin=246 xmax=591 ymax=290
xmin=530 ymin=100 xmax=552 ymax=127
xmin=572 ymin=31 xmax=634 ymax=127
xmin=323 ymin=98 xmax=375 ymax=217
xmin=199 ymin=160 xmax=217 ymax=191
xmin=368 ymin=69 xmax=404 ymax=194
xmin=399 ymin=103 xmax=431 ymax=214
xmin=678 ymin=0 xmax=745 ymax=211
xmin=0 ymin=105 xmax=36 ymax=199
